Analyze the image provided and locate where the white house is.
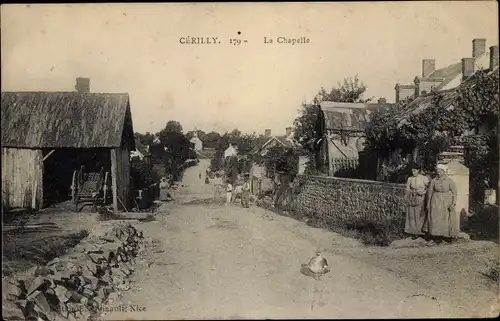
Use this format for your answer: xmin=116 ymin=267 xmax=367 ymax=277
xmin=190 ymin=132 xmax=203 ymax=151
xmin=224 ymin=144 xmax=238 ymax=159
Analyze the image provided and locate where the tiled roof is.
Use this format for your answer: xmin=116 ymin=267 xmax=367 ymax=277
xmin=395 ymin=89 xmax=458 ymax=128
xmin=425 ymin=62 xmax=462 ymax=80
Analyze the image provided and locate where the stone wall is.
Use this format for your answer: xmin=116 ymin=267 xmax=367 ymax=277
xmin=293 ymin=175 xmax=407 ymax=228
xmin=2 ymin=223 xmax=148 ymax=321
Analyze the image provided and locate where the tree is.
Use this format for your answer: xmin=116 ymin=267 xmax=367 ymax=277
xmin=312 ymin=75 xmax=372 ymax=104
xmin=186 ymin=129 xmax=207 ymax=142
xmin=164 ymin=120 xmax=183 ymax=133
xmin=293 ymin=75 xmax=371 ymax=172
xmin=135 ymin=132 xmax=155 ymax=147
xmin=230 ymin=129 xmax=242 ymax=138
xmin=235 ymin=133 xmax=258 ymax=155
xmin=162 ymin=131 xmax=192 ymax=181
xmin=204 ymin=131 xmax=222 ymax=149
xmin=263 ymin=146 xmax=299 ymax=179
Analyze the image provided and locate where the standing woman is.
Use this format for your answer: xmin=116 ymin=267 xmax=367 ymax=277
xmin=426 ymin=164 xmax=458 ymax=243
xmin=404 ymin=165 xmax=429 ymax=238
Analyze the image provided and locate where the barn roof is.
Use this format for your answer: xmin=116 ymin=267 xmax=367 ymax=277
xmin=1 ymin=91 xmax=135 ymax=149
xmin=320 ymin=101 xmax=394 ymax=132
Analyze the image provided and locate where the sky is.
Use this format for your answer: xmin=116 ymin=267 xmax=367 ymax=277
xmin=1 ymin=2 xmax=498 ymax=136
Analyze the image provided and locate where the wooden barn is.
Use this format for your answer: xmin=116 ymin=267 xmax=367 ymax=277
xmin=1 ymin=80 xmax=135 ymax=213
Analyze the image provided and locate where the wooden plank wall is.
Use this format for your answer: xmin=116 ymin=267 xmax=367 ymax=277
xmin=1 ymin=148 xmax=43 ymax=210
xmin=111 ymin=147 xmax=131 ymax=211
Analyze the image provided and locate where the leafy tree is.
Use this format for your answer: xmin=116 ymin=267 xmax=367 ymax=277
xmin=186 ymin=129 xmax=207 ymax=142
xmin=263 ymin=146 xmax=299 ymax=180
xmin=204 ymin=131 xmax=222 ymax=149
xmin=164 ymin=120 xmax=183 ymax=133
xmin=224 ymin=156 xmax=239 ymax=184
xmin=130 ymin=156 xmax=156 ymax=189
xmin=230 ymin=129 xmax=242 ymax=138
xmin=135 ymin=132 xmax=155 ymax=147
xmin=235 ymin=133 xmax=258 ymax=155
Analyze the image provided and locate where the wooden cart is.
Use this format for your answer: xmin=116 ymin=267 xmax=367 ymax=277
xmin=70 ymin=167 xmax=111 ymax=211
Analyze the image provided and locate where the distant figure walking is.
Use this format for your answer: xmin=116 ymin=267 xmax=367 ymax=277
xmin=159 ymin=177 xmax=170 ymax=201
xmin=225 ymin=180 xmax=233 ymax=205
xmin=241 ymin=176 xmax=251 ymax=208
xmin=199 ymin=172 xmax=202 ymax=180
xmin=213 ymin=173 xmax=223 ymax=201
xmin=426 ymin=164 xmax=458 ymax=243
xmin=404 ymin=165 xmax=429 ymax=238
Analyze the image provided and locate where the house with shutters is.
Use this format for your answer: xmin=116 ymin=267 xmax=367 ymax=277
xmin=314 ymin=99 xmax=394 ymax=177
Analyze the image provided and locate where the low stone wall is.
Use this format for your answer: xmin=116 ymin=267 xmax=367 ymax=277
xmin=2 ymin=223 xmax=147 ymax=321
xmin=292 ymin=175 xmax=407 ymax=229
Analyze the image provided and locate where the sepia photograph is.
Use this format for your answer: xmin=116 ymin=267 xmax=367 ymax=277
xmin=1 ymin=2 xmax=499 ymax=320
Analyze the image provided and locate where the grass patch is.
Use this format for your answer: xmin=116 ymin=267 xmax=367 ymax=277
xmin=2 ymin=230 xmax=89 ymax=276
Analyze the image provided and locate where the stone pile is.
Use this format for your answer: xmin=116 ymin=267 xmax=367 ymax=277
xmin=2 ymin=223 xmax=145 ymax=321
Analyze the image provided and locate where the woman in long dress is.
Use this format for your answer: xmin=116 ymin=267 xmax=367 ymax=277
xmin=426 ymin=164 xmax=458 ymax=242
xmin=405 ymin=166 xmax=429 ymax=237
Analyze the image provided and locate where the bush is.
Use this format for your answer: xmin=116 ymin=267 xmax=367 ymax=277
xmin=465 ymin=204 xmax=499 ymax=241
xmin=130 ymin=157 xmax=155 ymax=190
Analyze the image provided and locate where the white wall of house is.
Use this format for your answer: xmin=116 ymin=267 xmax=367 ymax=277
xmin=224 ymin=145 xmax=238 ymax=158
xmin=441 ymin=52 xmax=491 ymax=91
xmin=190 ymin=136 xmax=203 ymax=151
xmin=130 ymin=150 xmax=145 ymax=160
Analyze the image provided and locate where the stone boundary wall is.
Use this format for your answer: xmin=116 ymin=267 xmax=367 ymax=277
xmin=293 ymin=175 xmax=407 ymax=228
xmin=2 ymin=223 xmax=146 ymax=321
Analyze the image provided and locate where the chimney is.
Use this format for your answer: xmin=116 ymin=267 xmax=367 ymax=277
xmin=378 ymin=97 xmax=387 ymax=104
xmin=490 ymin=45 xmax=499 ymax=70
xmin=472 ymin=38 xmax=486 ymax=58
xmin=422 ymin=59 xmax=436 ymax=78
xmin=264 ymin=129 xmax=271 ymax=138
xmin=75 ymin=77 xmax=90 ymax=93
xmin=395 ymin=83 xmax=400 ymax=103
xmin=285 ymin=127 xmax=292 ymax=137
xmin=462 ymin=58 xmax=475 ymax=80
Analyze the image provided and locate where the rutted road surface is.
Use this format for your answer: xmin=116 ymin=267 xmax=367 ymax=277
xmin=103 ymin=160 xmax=494 ymax=319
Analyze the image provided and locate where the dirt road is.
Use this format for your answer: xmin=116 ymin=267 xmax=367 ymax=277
xmin=104 ymin=160 xmax=498 ymax=319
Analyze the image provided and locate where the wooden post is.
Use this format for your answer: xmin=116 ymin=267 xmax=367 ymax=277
xmin=32 ymin=179 xmax=37 ymax=210
xmin=110 ymin=149 xmax=118 ymax=213
xmin=325 ymin=137 xmax=333 ymax=176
